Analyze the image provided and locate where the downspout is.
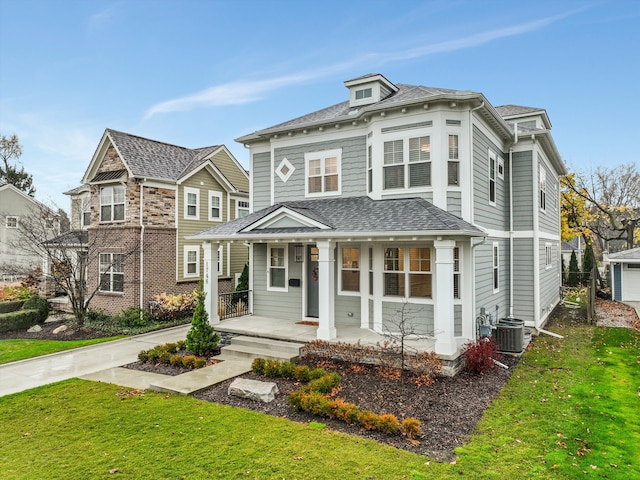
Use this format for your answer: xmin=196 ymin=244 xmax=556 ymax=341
xmin=532 ymin=136 xmax=541 ymax=328
xmin=471 ymin=235 xmax=488 ymax=338
xmin=508 ymin=147 xmax=514 ymax=317
xmin=139 ymin=179 xmax=146 ymax=313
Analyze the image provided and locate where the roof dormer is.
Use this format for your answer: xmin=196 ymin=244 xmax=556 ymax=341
xmin=344 ymin=73 xmax=398 ymax=107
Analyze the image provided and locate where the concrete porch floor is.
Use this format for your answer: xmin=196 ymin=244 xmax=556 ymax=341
xmin=215 ymin=314 xmax=437 ymax=351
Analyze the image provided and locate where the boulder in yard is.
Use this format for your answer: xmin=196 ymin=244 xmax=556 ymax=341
xmin=27 ymin=325 xmax=42 ymax=333
xmin=52 ymin=325 xmax=68 ymax=334
xmin=228 ymin=378 xmax=279 ymax=403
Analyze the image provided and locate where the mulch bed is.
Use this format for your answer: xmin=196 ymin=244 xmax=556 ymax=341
xmin=0 ymin=316 xmax=115 ymax=341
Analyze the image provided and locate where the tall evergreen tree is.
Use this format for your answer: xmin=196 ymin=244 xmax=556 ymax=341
xmin=567 ymin=250 xmax=580 ymax=286
xmin=185 ymin=285 xmax=220 ymax=356
xmin=0 ymin=133 xmax=35 ymax=195
xmin=582 ymin=241 xmax=595 ymax=276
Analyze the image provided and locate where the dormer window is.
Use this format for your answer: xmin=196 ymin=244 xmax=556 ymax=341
xmin=355 ymin=88 xmax=372 ymax=100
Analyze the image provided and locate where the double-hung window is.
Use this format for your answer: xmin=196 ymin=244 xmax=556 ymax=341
xmin=539 ymin=165 xmax=547 ymax=211
xmin=208 ymin=191 xmax=222 ymax=221
xmin=99 ymin=253 xmax=124 ymax=293
xmin=341 ymin=247 xmax=360 ymax=293
xmin=184 ymin=245 xmax=199 ymax=277
xmin=81 ymin=197 xmax=91 ymax=227
xmin=383 ymin=136 xmax=431 ymax=190
xmin=367 ymin=145 xmax=373 ymax=194
xmin=493 ymin=243 xmax=499 ymax=292
xmin=184 ymin=187 xmax=200 ymax=220
xmin=545 ymin=243 xmax=553 ymax=269
xmin=489 ymin=151 xmax=497 ymax=205
xmin=305 ymin=149 xmax=341 ymax=196
xmin=237 ymin=200 xmax=250 ymax=218
xmin=268 ymin=245 xmax=287 ymax=290
xmin=448 ymin=135 xmax=459 ymax=186
xmin=453 ymin=247 xmax=461 ymax=299
xmin=384 ymin=247 xmax=432 ymax=298
xmin=100 ymin=185 xmax=125 ymax=222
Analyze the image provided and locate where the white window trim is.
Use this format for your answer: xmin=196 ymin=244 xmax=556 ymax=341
xmin=99 ymin=185 xmax=125 ymax=223
xmin=380 ymin=132 xmax=432 ymax=193
xmin=208 ymin=190 xmax=223 ymax=222
xmin=488 ymin=150 xmax=497 ymax=206
xmin=184 ymin=187 xmax=200 ymax=220
xmin=235 ymin=199 xmax=250 ymax=219
xmin=383 ymin=245 xmax=433 ymax=303
xmin=98 ymin=252 xmax=124 ymax=293
xmin=81 ymin=196 xmax=91 ymax=228
xmin=545 ymin=243 xmax=553 ymax=270
xmin=5 ymin=216 xmax=18 ymax=228
xmin=304 ymin=148 xmax=342 ymax=198
xmin=493 ymin=242 xmax=500 ymax=293
xmin=539 ymin=165 xmax=547 ymax=212
xmin=184 ymin=245 xmax=200 ymax=278
xmin=447 ymin=133 xmax=460 ymax=187
xmin=453 ymin=246 xmax=461 ymax=300
xmin=267 ymin=243 xmax=288 ymax=292
xmin=339 ymin=245 xmax=361 ymax=296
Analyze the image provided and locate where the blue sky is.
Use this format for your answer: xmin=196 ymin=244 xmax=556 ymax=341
xmin=1 ymin=0 xmax=638 ymax=210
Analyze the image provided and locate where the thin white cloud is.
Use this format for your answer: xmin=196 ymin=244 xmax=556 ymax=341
xmin=144 ymin=9 xmax=581 ymax=119
xmin=86 ymin=5 xmax=118 ymax=33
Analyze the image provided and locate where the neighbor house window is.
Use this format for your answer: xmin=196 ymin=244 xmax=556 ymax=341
xmin=268 ymin=245 xmax=287 ymax=290
xmin=539 ymin=165 xmax=547 ymax=211
xmin=208 ymin=191 xmax=222 ymax=222
xmin=489 ymin=151 xmax=497 ymax=205
xmin=5 ymin=216 xmax=18 ymax=228
xmin=81 ymin=198 xmax=91 ymax=227
xmin=493 ymin=243 xmax=499 ymax=292
xmin=341 ymin=247 xmax=360 ymax=293
xmin=305 ymin=149 xmax=341 ymax=196
xmin=184 ymin=246 xmax=200 ymax=278
xmin=384 ymin=247 xmax=432 ymax=298
xmin=448 ymin=134 xmax=459 ymax=186
xmin=184 ymin=187 xmax=200 ymax=219
xmin=99 ymin=253 xmax=124 ymax=293
xmin=383 ymin=136 xmax=431 ymax=190
xmin=545 ymin=243 xmax=553 ymax=269
xmin=453 ymin=247 xmax=461 ymax=299
xmin=100 ymin=185 xmax=125 ymax=222
xmin=236 ymin=200 xmax=250 ymax=218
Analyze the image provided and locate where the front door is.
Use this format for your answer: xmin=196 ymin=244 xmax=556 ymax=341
xmin=307 ymin=245 xmax=319 ymax=317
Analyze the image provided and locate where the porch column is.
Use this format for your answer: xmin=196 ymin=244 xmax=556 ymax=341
xmin=317 ymin=240 xmax=336 ymax=340
xmin=434 ymin=239 xmax=456 ymax=356
xmin=202 ymin=241 xmax=220 ymax=325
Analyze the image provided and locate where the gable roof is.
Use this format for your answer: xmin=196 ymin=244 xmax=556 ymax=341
xmin=188 ymin=196 xmax=485 ymax=241
xmin=0 ymin=183 xmax=55 ymax=213
xmin=608 ymin=247 xmax=640 ymax=262
xmin=82 ymin=129 xmax=248 ymax=190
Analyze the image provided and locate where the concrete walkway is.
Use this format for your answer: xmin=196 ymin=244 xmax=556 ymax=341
xmin=0 ymin=325 xmax=190 ymax=397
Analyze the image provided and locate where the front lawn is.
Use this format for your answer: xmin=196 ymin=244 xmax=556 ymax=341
xmin=0 ymin=309 xmax=638 ymax=479
xmin=0 ymin=337 xmax=123 ymax=364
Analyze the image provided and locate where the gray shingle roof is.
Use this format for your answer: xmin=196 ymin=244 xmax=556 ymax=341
xmin=105 ymin=129 xmax=221 ymax=182
xmin=190 ymin=196 xmax=484 ymax=240
xmin=43 ymin=229 xmax=88 ymax=247
xmin=495 ymin=104 xmax=545 ymax=117
xmin=608 ymin=247 xmax=640 ymax=261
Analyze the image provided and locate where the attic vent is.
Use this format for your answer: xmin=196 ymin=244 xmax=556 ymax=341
xmin=446 ymin=120 xmax=461 ymax=126
xmin=381 ymin=121 xmax=432 ymax=134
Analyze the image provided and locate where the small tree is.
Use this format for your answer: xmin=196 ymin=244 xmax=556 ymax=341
xmin=0 ymin=133 xmax=35 ymax=196
xmin=567 ymin=250 xmax=581 ymax=286
xmin=185 ymin=286 xmax=220 ymax=356
xmin=582 ymin=241 xmax=595 ymax=285
xmin=236 ymin=264 xmax=249 ymax=291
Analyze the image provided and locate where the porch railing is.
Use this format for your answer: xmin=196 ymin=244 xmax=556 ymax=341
xmin=218 ymin=290 xmax=250 ymax=320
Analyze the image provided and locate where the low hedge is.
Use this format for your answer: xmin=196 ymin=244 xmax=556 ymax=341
xmin=0 ymin=295 xmax=49 ymax=333
xmin=0 ymin=300 xmax=25 ymax=314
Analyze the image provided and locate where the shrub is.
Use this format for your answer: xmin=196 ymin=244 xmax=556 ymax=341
xmin=251 ymin=357 xmax=267 ymax=375
xmin=307 ymin=372 xmax=341 ymax=394
xmin=86 ymin=309 xmax=109 ymax=324
xmin=158 ymin=351 xmax=172 ymax=365
xmin=0 ymin=299 xmax=25 ymax=314
xmin=463 ymin=338 xmax=500 ymax=375
xmin=401 ymin=418 xmax=422 ymax=440
xmin=309 ymin=367 xmax=327 ymax=381
xmin=293 ymin=365 xmax=310 ymax=382
xmin=147 ymin=348 xmax=161 ymax=364
xmin=138 ymin=350 xmax=149 ymax=363
xmin=164 ymin=343 xmax=179 ymax=354
xmin=176 ymin=340 xmax=186 ymax=350
xmin=185 ymin=288 xmax=220 ymax=356
xmin=376 ymin=414 xmax=401 ymax=434
xmin=288 ymin=390 xmax=305 ymax=411
xmin=357 ymin=410 xmax=379 ymax=430
xmin=183 ymin=355 xmax=196 ymax=368
xmin=194 ymin=358 xmax=207 ymax=369
xmin=299 ymin=391 xmax=331 ymax=417
xmin=22 ymin=294 xmax=49 ymax=323
xmin=170 ymin=355 xmax=184 ymax=368
xmin=264 ymin=359 xmax=281 ymax=378
xmin=151 ymin=291 xmax=197 ymax=322
xmin=278 ymin=361 xmax=296 ymax=379
xmin=113 ymin=307 xmax=149 ymax=328
xmin=328 ymin=398 xmax=359 ymax=423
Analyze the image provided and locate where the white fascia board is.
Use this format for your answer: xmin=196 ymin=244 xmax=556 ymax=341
xmin=240 ymin=206 xmax=332 ymax=232
xmin=204 ymin=145 xmax=250 ymax=183
xmin=176 ymin=160 xmax=236 ymax=192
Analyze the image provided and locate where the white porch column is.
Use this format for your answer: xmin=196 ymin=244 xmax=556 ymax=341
xmin=434 ymin=239 xmax=456 ymax=356
xmin=202 ymin=241 xmax=220 ymax=325
xmin=317 ymin=240 xmax=336 ymax=340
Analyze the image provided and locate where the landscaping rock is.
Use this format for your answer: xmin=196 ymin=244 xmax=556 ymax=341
xmin=27 ymin=325 xmax=42 ymax=333
xmin=52 ymin=325 xmax=68 ymax=334
xmin=228 ymin=378 xmax=279 ymax=403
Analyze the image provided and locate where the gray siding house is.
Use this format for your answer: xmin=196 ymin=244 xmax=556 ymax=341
xmin=191 ymin=74 xmax=566 ymax=362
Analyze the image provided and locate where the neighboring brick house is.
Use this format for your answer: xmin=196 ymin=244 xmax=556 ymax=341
xmin=191 ymin=73 xmax=566 ymax=364
xmin=69 ymin=129 xmax=249 ymax=315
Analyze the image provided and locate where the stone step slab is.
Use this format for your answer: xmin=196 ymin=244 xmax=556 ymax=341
xmin=229 ymin=336 xmax=304 ymax=355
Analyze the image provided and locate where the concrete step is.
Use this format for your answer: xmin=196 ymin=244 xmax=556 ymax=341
xmin=221 ymin=344 xmax=301 ymax=363
xmin=229 ymin=336 xmax=304 ymax=355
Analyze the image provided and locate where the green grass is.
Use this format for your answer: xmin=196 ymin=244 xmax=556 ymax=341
xmin=0 ymin=337 xmax=123 ymax=364
xmin=1 ymin=312 xmax=638 ymax=479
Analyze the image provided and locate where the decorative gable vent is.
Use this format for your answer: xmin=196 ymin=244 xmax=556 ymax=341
xmin=446 ymin=120 xmax=461 ymax=126
xmin=344 ymin=74 xmax=398 ymax=108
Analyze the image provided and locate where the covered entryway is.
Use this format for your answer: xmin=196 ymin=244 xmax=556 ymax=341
xmin=306 ymin=245 xmax=319 ymax=317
